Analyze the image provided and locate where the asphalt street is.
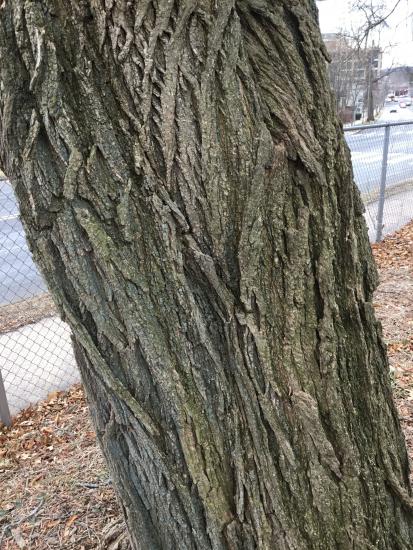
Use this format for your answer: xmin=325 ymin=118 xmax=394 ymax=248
xmin=0 ymin=179 xmax=47 ymax=306
xmin=345 ymin=104 xmax=413 ymax=193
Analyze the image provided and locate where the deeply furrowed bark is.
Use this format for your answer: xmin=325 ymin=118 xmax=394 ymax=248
xmin=1 ymin=1 xmax=412 ymax=548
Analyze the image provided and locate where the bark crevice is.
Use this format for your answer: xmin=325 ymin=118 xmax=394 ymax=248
xmin=1 ymin=1 xmax=413 ymax=548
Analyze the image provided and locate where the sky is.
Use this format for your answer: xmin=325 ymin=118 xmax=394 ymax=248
xmin=317 ymin=0 xmax=413 ymax=68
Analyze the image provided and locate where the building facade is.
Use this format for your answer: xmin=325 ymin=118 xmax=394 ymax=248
xmin=323 ymin=33 xmax=383 ymax=123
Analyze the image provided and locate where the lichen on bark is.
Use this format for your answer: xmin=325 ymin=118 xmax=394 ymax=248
xmin=1 ymin=1 xmax=413 ymax=548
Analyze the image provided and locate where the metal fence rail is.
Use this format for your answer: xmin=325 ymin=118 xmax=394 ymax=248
xmin=1 ymin=119 xmax=413 ymax=424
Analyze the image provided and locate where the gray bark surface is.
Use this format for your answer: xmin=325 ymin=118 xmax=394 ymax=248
xmin=1 ymin=1 xmax=413 ymax=548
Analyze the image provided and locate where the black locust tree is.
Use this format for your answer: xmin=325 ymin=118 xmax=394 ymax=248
xmin=1 ymin=1 xmax=413 ymax=548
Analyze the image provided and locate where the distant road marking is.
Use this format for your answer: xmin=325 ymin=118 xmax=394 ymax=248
xmin=0 ymin=214 xmax=19 ymax=222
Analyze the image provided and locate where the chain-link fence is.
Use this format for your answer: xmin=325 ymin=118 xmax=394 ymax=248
xmin=0 ymin=178 xmax=78 ymax=424
xmin=344 ymin=120 xmax=413 ymax=241
xmin=1 ymin=119 xmax=413 ymax=424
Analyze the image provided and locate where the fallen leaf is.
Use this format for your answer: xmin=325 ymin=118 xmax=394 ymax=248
xmin=66 ymin=514 xmax=78 ymax=527
xmin=11 ymin=527 xmax=26 ymax=549
xmin=44 ymin=519 xmax=60 ymax=529
xmin=47 ymin=391 xmax=61 ymax=402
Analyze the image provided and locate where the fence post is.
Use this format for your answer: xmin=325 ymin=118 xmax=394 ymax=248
xmin=376 ymin=124 xmax=391 ymax=242
xmin=0 ymin=370 xmax=11 ymax=426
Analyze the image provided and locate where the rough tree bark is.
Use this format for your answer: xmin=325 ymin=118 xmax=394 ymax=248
xmin=1 ymin=1 xmax=412 ymax=548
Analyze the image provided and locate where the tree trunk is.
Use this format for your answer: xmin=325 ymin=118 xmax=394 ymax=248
xmin=1 ymin=1 xmax=412 ymax=548
xmin=367 ymin=63 xmax=375 ymax=122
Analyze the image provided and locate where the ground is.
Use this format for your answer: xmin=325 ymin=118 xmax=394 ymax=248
xmin=0 ymin=387 xmax=122 ymax=549
xmin=0 ymin=294 xmax=56 ymax=335
xmin=372 ymin=221 xmax=413 ymax=460
xmin=0 ymin=221 xmax=412 ymax=549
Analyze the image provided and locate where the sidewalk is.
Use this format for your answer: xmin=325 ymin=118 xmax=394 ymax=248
xmin=0 ymin=316 xmax=78 ymax=415
xmin=364 ymin=186 xmax=413 ymax=241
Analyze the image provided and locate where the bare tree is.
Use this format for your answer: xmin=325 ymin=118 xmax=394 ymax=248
xmin=351 ymin=0 xmax=407 ymax=119
xmin=325 ymin=32 xmax=371 ymax=122
xmin=324 ymin=0 xmax=408 ymax=121
xmin=352 ymin=0 xmax=404 ymax=47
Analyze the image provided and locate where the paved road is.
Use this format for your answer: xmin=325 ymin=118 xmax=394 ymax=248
xmin=0 ymin=180 xmax=47 ymax=306
xmin=345 ymin=104 xmax=413 ymax=194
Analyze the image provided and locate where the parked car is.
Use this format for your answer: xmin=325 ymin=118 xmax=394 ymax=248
xmin=399 ymin=102 xmax=407 ymax=108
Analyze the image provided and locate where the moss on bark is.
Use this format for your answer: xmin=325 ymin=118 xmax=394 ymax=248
xmin=1 ymin=1 xmax=413 ymax=548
